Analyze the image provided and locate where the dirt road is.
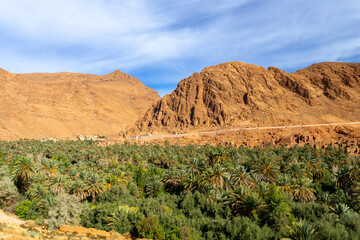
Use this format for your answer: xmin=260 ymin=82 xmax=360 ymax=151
xmin=0 ymin=209 xmax=24 ymax=225
xmin=130 ymin=121 xmax=360 ymax=140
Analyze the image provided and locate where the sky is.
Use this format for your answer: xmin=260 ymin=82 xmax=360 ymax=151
xmin=0 ymin=0 xmax=359 ymax=96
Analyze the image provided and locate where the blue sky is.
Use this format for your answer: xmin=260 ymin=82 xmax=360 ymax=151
xmin=0 ymin=0 xmax=359 ymax=96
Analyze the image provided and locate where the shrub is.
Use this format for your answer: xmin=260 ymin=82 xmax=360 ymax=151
xmin=227 ymin=216 xmax=275 ymax=240
xmin=0 ymin=166 xmax=19 ymax=207
xmin=47 ymin=193 xmax=82 ymax=230
xmin=15 ymin=200 xmax=31 ymax=218
xmin=136 ymin=216 xmax=165 ymax=240
xmin=167 ymin=226 xmax=199 ymax=240
xmin=316 ymin=219 xmax=349 ymax=240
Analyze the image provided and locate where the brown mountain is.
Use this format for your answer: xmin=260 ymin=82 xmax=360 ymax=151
xmin=0 ymin=68 xmax=159 ymax=140
xmin=127 ymin=62 xmax=360 ymax=135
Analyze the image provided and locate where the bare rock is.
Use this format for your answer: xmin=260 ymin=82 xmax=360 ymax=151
xmin=128 ymin=61 xmax=360 ymax=135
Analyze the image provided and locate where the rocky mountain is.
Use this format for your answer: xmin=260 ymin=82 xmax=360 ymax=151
xmin=127 ymin=62 xmax=360 ymax=135
xmin=0 ymin=68 xmax=159 ymax=140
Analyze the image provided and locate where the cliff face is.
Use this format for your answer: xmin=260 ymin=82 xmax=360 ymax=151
xmin=128 ymin=62 xmax=360 ymax=135
xmin=0 ymin=69 xmax=160 ymax=140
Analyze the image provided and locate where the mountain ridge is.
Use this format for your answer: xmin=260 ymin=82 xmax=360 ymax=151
xmin=0 ymin=69 xmax=160 ymax=140
xmin=126 ymin=61 xmax=360 ymax=136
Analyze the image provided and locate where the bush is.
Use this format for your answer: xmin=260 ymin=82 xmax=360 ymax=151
xmin=47 ymin=193 xmax=82 ymax=230
xmin=290 ymin=202 xmax=329 ymax=221
xmin=167 ymin=226 xmax=199 ymax=240
xmin=15 ymin=200 xmax=31 ymax=218
xmin=0 ymin=166 xmax=19 ymax=207
xmin=136 ymin=216 xmax=165 ymax=240
xmin=227 ymin=216 xmax=275 ymax=240
xmin=316 ymin=219 xmax=349 ymax=240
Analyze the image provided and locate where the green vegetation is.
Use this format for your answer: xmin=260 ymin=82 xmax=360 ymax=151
xmin=0 ymin=140 xmax=360 ymax=239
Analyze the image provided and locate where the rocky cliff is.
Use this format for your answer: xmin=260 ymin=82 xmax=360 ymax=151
xmin=0 ymin=69 xmax=159 ymax=140
xmin=128 ymin=62 xmax=360 ymax=135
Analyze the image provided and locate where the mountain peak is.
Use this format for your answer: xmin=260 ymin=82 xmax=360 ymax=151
xmin=0 ymin=68 xmax=160 ymax=140
xmin=127 ymin=61 xmax=360 ymax=135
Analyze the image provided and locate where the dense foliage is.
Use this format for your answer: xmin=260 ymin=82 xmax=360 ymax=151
xmin=1 ymin=140 xmax=360 ymax=239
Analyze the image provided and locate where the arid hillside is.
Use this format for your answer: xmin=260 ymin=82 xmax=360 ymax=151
xmin=0 ymin=68 xmax=159 ymax=140
xmin=127 ymin=62 xmax=360 ymax=135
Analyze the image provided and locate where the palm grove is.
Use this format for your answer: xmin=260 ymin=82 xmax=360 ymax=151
xmin=1 ymin=140 xmax=360 ymax=239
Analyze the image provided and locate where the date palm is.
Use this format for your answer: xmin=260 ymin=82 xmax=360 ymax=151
xmin=70 ymin=180 xmax=88 ymax=200
xmin=277 ymin=173 xmax=292 ymax=193
xmin=291 ymin=178 xmax=316 ymax=203
xmin=31 ymin=173 xmax=49 ymax=186
xmin=330 ymin=203 xmax=350 ymax=216
xmin=105 ymin=173 xmax=127 ymax=188
xmin=107 ymin=205 xmax=139 ymax=228
xmin=252 ymin=157 xmax=279 ymax=183
xmin=186 ymin=158 xmax=204 ymax=176
xmin=231 ymin=188 xmax=264 ymax=217
xmin=212 ymin=164 xmax=228 ymax=204
xmin=145 ymin=175 xmax=163 ymax=197
xmin=230 ymin=165 xmax=252 ymax=188
xmin=288 ymin=163 xmax=306 ymax=179
xmin=50 ymin=174 xmax=70 ymax=195
xmin=286 ymin=219 xmax=318 ymax=240
xmin=26 ymin=183 xmax=50 ymax=200
xmin=86 ymin=173 xmax=106 ymax=203
xmin=336 ymin=165 xmax=360 ymax=192
xmin=11 ymin=156 xmax=36 ymax=192
xmin=164 ymin=168 xmax=183 ymax=191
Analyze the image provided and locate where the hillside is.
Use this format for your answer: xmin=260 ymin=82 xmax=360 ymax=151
xmin=0 ymin=68 xmax=159 ymax=140
xmin=127 ymin=62 xmax=360 ymax=135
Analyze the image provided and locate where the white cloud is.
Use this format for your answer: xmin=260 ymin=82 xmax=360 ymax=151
xmin=0 ymin=0 xmax=359 ymax=94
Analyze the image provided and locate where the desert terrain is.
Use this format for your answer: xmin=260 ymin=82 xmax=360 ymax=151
xmin=0 ymin=68 xmax=159 ymax=140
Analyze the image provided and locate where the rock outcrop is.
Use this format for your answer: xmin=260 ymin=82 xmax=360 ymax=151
xmin=0 ymin=69 xmax=159 ymax=140
xmin=128 ymin=62 xmax=360 ymax=135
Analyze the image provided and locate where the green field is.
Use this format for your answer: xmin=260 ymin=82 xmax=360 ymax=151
xmin=1 ymin=140 xmax=360 ymax=239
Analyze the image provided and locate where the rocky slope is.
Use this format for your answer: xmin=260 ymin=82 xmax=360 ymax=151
xmin=0 ymin=68 xmax=159 ymax=140
xmin=127 ymin=62 xmax=360 ymax=135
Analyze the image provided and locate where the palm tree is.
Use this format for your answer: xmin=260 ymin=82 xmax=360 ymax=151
xmin=70 ymin=180 xmax=88 ymax=200
xmin=212 ymin=164 xmax=228 ymax=204
xmin=288 ymin=163 xmax=306 ymax=179
xmin=105 ymin=173 xmax=127 ymax=188
xmin=47 ymin=159 xmax=59 ymax=177
xmin=305 ymin=159 xmax=326 ymax=182
xmin=86 ymin=173 xmax=106 ymax=203
xmin=286 ymin=219 xmax=318 ymax=240
xmin=330 ymin=203 xmax=351 ymax=216
xmin=183 ymin=173 xmax=198 ymax=193
xmin=252 ymin=157 xmax=279 ymax=183
xmin=206 ymin=148 xmax=230 ymax=168
xmin=291 ymin=178 xmax=316 ymax=203
xmin=336 ymin=165 xmax=360 ymax=192
xmin=163 ymin=168 xmax=183 ymax=191
xmin=31 ymin=173 xmax=49 ymax=186
xmin=254 ymin=182 xmax=269 ymax=199
xmin=107 ymin=205 xmax=139 ymax=228
xmin=186 ymin=158 xmax=204 ymax=176
xmin=26 ymin=183 xmax=50 ymax=200
xmin=318 ymin=192 xmax=332 ymax=205
xmin=277 ymin=173 xmax=292 ymax=193
xmin=231 ymin=187 xmax=264 ymax=217
xmin=38 ymin=194 xmax=56 ymax=210
xmin=230 ymin=165 xmax=252 ymax=188
xmin=331 ymin=189 xmax=348 ymax=204
xmin=145 ymin=175 xmax=163 ymax=197
xmin=50 ymin=175 xmax=70 ymax=195
xmin=11 ymin=156 xmax=36 ymax=192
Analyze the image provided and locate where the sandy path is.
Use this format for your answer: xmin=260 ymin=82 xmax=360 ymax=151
xmin=0 ymin=209 xmax=24 ymax=225
xmin=130 ymin=121 xmax=360 ymax=140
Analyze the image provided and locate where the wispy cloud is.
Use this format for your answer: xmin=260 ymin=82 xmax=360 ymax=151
xmin=0 ymin=0 xmax=359 ymax=94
